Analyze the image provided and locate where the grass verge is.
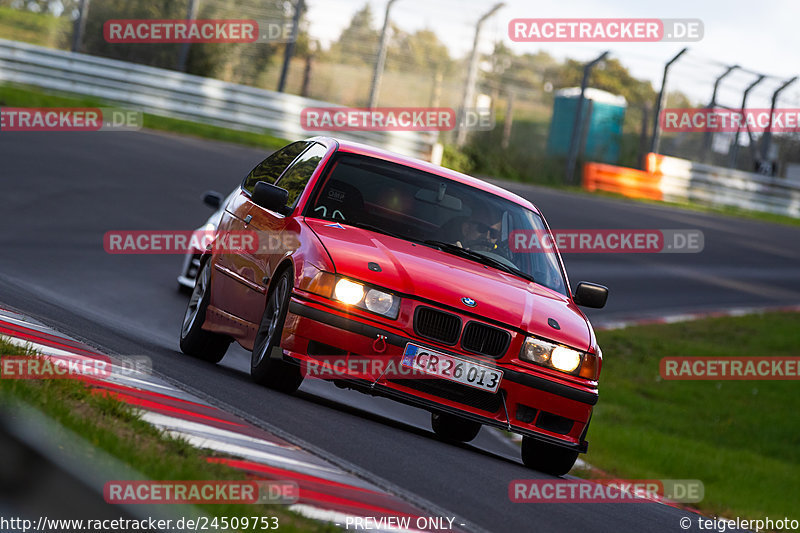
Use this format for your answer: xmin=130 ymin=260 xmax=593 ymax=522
xmin=584 ymin=313 xmax=800 ymax=520
xmin=0 ymin=84 xmax=289 ymax=152
xmin=0 ymin=337 xmax=333 ymax=531
xmin=0 ymin=7 xmax=70 ymax=49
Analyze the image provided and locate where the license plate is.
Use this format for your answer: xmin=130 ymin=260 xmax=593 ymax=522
xmin=401 ymin=343 xmax=503 ymax=393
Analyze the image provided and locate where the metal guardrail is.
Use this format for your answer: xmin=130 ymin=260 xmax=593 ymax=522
xmin=584 ymin=153 xmax=800 ymax=218
xmin=649 ymin=154 xmax=800 ymax=218
xmin=0 ymin=39 xmax=436 ymax=159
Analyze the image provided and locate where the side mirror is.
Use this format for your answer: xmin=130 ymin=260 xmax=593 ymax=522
xmin=203 ymin=191 xmax=223 ymax=209
xmin=573 ymin=282 xmax=608 ymax=309
xmin=252 ymin=181 xmax=289 ymax=214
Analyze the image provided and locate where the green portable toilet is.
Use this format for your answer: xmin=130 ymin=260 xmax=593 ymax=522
xmin=546 ymin=88 xmax=627 ymax=163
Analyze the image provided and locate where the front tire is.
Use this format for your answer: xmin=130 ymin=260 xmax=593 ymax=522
xmin=250 ymin=269 xmax=304 ymax=393
xmin=431 ymin=412 xmax=481 ymax=443
xmin=520 ymin=436 xmax=579 ymax=476
xmin=179 ymin=259 xmax=230 ymax=363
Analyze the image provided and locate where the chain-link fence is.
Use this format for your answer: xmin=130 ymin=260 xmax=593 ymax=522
xmin=2 ymin=0 xmax=800 ymax=184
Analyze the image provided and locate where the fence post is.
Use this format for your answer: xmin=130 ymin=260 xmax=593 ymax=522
xmin=637 ymin=105 xmax=650 ymax=169
xmin=71 ymin=0 xmax=91 ymax=53
xmin=650 ymin=47 xmax=688 ymax=155
xmin=277 ymin=0 xmax=305 ymax=93
xmin=501 ymin=91 xmax=515 ymax=150
xmin=728 ymin=74 xmax=765 ymax=168
xmin=565 ymin=50 xmax=608 ymax=185
xmin=455 ymin=2 xmax=504 ymax=147
xmin=758 ymin=76 xmax=797 ymax=171
xmin=367 ymin=0 xmax=399 ymax=109
xmin=176 ymin=0 xmax=199 ymax=72
xmin=701 ymin=64 xmax=738 ymax=162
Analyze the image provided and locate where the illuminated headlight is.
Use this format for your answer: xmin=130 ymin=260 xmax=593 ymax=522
xmin=520 ymin=337 xmax=583 ymax=374
xmin=334 ymin=278 xmax=364 ymax=305
xmin=551 ymin=346 xmax=581 ymax=373
xmin=332 ymin=278 xmax=400 ymax=319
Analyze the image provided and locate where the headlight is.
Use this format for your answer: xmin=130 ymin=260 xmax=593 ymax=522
xmin=365 ymin=289 xmax=394 ymax=315
xmin=551 ymin=346 xmax=581 ymax=373
xmin=334 ymin=278 xmax=364 ymax=305
xmin=331 ymin=277 xmax=400 ymax=319
xmin=520 ymin=337 xmax=584 ymax=375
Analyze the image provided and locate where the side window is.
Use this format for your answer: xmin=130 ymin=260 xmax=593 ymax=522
xmin=242 ymin=141 xmax=309 ymax=193
xmin=275 ymin=143 xmax=328 ymax=209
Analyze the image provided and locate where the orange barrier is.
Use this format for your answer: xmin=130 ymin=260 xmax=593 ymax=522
xmin=644 ymin=152 xmax=668 ymax=175
xmin=582 ymin=160 xmax=663 ymax=201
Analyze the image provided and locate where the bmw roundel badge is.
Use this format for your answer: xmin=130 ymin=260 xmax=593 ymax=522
xmin=461 ymin=297 xmax=477 ymax=307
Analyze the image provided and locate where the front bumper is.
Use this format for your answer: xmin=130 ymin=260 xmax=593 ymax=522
xmin=283 ymin=297 xmax=597 ymax=452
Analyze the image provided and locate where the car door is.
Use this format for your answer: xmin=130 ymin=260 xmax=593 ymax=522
xmin=212 ymin=141 xmax=310 ymax=325
xmin=240 ymin=142 xmax=330 ymax=319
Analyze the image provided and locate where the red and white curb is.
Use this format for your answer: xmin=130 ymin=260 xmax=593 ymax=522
xmin=593 ymin=304 xmax=800 ymax=331
xmin=0 ymin=305 xmax=466 ymax=532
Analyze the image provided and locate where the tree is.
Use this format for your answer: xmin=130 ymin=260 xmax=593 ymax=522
xmin=79 ymin=0 xmax=288 ymax=85
xmin=554 ymin=57 xmax=655 ymax=107
xmin=186 ymin=0 xmax=289 ymax=85
xmin=387 ymin=28 xmax=453 ymax=74
xmin=326 ymin=3 xmax=379 ymax=65
xmin=81 ymin=0 xmax=187 ymax=68
xmin=483 ymin=43 xmax=565 ymax=98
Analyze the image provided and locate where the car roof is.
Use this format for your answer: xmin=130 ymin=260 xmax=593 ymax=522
xmin=309 ymin=136 xmax=542 ymax=216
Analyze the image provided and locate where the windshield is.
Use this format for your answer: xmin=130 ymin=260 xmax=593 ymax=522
xmin=306 ymin=153 xmax=567 ymax=295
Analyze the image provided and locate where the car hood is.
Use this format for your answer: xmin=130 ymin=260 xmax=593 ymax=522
xmin=306 ymin=219 xmax=591 ymax=350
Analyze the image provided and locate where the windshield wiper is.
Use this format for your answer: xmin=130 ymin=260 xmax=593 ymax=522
xmin=424 ymin=240 xmax=535 ymax=283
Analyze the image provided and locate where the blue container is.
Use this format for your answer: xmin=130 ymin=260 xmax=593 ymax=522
xmin=546 ymin=88 xmax=627 ymax=163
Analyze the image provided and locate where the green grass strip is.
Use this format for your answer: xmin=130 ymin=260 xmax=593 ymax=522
xmin=0 ymin=84 xmax=289 ymax=152
xmin=585 ymin=313 xmax=800 ymax=519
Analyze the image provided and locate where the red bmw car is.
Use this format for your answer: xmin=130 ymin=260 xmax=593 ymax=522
xmin=179 ymin=137 xmax=608 ymax=475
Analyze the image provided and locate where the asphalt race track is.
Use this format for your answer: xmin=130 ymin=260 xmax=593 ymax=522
xmin=3 ymin=130 xmax=799 ymax=532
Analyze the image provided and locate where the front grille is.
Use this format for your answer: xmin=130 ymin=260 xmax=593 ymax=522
xmin=461 ymin=321 xmax=510 ymax=357
xmin=414 ymin=307 xmax=461 ymax=345
xmin=391 ymin=378 xmax=503 ymax=413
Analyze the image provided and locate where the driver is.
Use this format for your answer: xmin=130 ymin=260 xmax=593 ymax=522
xmin=456 ymin=203 xmax=503 ymax=253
